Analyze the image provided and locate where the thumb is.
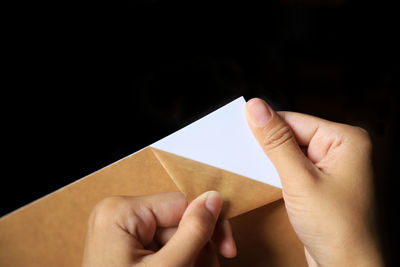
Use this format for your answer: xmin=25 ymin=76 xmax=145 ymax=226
xmin=156 ymin=191 xmax=222 ymax=266
xmin=245 ymin=98 xmax=316 ymax=191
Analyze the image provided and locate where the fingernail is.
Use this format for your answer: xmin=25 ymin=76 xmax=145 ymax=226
xmin=246 ymin=98 xmax=272 ymax=127
xmin=203 ymin=191 xmax=223 ymax=218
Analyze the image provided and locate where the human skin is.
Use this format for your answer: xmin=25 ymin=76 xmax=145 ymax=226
xmin=81 ymin=191 xmax=236 ymax=267
xmin=246 ymin=98 xmax=383 ymax=267
xmin=82 ymin=98 xmax=383 ymax=267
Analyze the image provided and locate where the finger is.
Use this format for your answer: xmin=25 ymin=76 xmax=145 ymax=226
xmin=212 ymin=220 xmax=237 ymax=258
xmin=136 ymin=191 xmax=188 ymax=227
xmin=246 ymin=98 xmax=318 ymax=191
xmin=154 ymin=191 xmax=223 ymax=266
xmin=276 ymin=111 xmax=327 ymax=147
xmin=156 ymin=221 xmax=237 ymax=258
xmin=278 ymin=111 xmax=329 ymax=164
xmin=278 ymin=111 xmax=352 ymax=166
xmin=117 ymin=192 xmax=187 ymax=246
xmin=155 ymin=227 xmax=177 ymax=245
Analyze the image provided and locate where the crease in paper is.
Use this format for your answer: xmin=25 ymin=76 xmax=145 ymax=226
xmin=151 ymin=97 xmax=282 ymax=188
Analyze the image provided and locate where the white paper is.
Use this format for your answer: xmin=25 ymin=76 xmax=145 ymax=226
xmin=151 ymin=96 xmax=282 ymax=188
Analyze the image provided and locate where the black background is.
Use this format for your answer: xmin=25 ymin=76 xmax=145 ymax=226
xmin=3 ymin=1 xmax=399 ymax=266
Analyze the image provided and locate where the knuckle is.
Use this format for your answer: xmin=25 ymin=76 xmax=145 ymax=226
xmin=89 ymin=196 xmax=126 ymax=229
xmin=261 ymin=123 xmax=293 ymax=150
xmin=350 ymin=126 xmax=372 ymax=150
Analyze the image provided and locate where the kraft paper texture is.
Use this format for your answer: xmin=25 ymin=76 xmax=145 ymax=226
xmin=152 ymin=148 xmax=282 ymax=219
xmin=0 ymin=147 xmax=307 ymax=266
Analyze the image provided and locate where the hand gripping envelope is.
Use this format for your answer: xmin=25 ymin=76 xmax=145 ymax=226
xmin=0 ymin=97 xmax=307 ymax=266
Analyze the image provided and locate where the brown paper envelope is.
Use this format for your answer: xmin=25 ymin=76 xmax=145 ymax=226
xmin=0 ymin=147 xmax=307 ymax=267
xmin=151 ymin=148 xmax=282 ymax=219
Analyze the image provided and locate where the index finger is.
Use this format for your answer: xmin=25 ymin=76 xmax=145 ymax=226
xmin=277 ymin=111 xmax=327 ymax=147
xmin=83 ymin=192 xmax=188 ymax=263
xmin=135 ymin=191 xmax=188 ymax=227
xmin=277 ymin=111 xmax=349 ymax=166
xmin=117 ymin=192 xmax=188 ymax=247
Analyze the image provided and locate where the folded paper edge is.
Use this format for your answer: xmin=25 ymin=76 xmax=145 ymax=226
xmin=150 ymin=147 xmax=282 ymax=219
xmin=150 ymin=148 xmax=190 ymax=199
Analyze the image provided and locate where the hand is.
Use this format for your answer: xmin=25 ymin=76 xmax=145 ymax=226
xmin=246 ymin=98 xmax=383 ymax=267
xmin=82 ymin=191 xmax=236 ymax=267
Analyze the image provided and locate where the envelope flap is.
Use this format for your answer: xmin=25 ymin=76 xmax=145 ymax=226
xmin=151 ymin=148 xmax=282 ymax=219
xmin=151 ymin=97 xmax=282 ymax=188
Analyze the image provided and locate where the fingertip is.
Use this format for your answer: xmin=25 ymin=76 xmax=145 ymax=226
xmin=213 ymin=220 xmax=237 ymax=258
xmin=221 ymin=220 xmax=237 ymax=258
xmin=221 ymin=240 xmax=237 ymax=258
xmin=204 ymin=191 xmax=223 ymax=218
xmin=156 ymin=192 xmax=222 ymax=265
xmin=147 ymin=191 xmax=189 ymax=227
xmin=246 ymin=97 xmax=263 ymax=105
xmin=192 ymin=191 xmax=223 ymax=219
xmin=245 ymin=98 xmax=262 ymax=116
xmin=245 ymin=98 xmax=273 ymax=128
